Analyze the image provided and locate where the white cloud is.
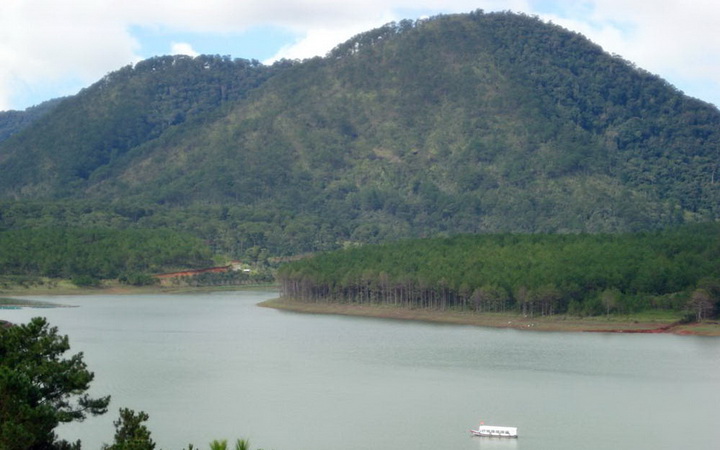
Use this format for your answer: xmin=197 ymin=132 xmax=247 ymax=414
xmin=266 ymin=20 xmax=391 ymax=63
xmin=170 ymin=42 xmax=200 ymax=57
xmin=0 ymin=0 xmax=139 ymax=110
xmin=0 ymin=0 xmax=719 ymax=110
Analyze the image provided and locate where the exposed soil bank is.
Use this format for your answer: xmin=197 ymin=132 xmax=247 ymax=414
xmin=259 ymin=298 xmax=720 ymax=336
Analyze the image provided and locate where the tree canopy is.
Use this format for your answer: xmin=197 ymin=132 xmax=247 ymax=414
xmin=0 ymin=12 xmax=718 ymax=255
xmin=103 ymin=408 xmax=156 ymax=450
xmin=0 ymin=317 xmax=110 ymax=449
xmin=0 ymin=227 xmax=214 ymax=283
xmin=278 ymin=223 xmax=720 ymax=318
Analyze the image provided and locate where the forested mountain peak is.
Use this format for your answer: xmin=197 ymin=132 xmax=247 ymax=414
xmin=0 ymin=11 xmax=719 ymax=255
xmin=0 ymin=54 xmax=280 ymax=197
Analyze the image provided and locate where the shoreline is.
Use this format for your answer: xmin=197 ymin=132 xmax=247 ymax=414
xmin=259 ymin=298 xmax=720 ymax=336
xmin=4 ymin=285 xmax=718 ymax=336
xmin=0 ymin=282 xmax=278 ymax=297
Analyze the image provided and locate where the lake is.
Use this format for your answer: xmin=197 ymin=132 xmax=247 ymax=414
xmin=2 ymin=290 xmax=719 ymax=450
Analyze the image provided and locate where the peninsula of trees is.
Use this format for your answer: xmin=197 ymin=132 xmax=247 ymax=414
xmin=278 ymin=224 xmax=720 ymax=320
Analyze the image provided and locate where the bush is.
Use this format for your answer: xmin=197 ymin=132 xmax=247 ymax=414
xmin=71 ymin=275 xmax=100 ymax=287
xmin=119 ymin=273 xmax=158 ymax=286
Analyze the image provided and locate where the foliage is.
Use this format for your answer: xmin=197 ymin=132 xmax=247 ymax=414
xmin=0 ymin=227 xmax=214 ymax=280
xmin=119 ymin=272 xmax=158 ymax=287
xmin=103 ymin=408 xmax=156 ymax=450
xmin=71 ymin=275 xmax=101 ymax=287
xmin=0 ymin=55 xmax=277 ymax=195
xmin=278 ymin=223 xmax=720 ymax=318
xmin=0 ymin=98 xmax=64 ymax=142
xmin=0 ymin=317 xmax=110 ymax=449
xmin=170 ymin=269 xmax=274 ymax=288
xmin=234 ymin=439 xmax=251 ymax=450
xmin=0 ymin=12 xmax=719 ymax=255
xmin=0 ymin=317 xmax=264 ymax=450
xmin=209 ymin=440 xmax=227 ymax=450
xmin=207 ymin=439 xmax=256 ymax=450
xmin=687 ymin=289 xmax=715 ymax=321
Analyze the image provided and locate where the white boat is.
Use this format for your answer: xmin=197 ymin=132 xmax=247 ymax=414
xmin=470 ymin=424 xmax=518 ymax=438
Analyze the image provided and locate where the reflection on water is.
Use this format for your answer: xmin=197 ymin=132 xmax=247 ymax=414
xmin=0 ymin=297 xmax=68 ymax=309
xmin=2 ymin=291 xmax=719 ymax=450
xmin=472 ymin=437 xmax=519 ymax=450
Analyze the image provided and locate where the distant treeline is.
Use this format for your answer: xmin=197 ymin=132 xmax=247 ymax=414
xmin=163 ymin=269 xmax=275 ymax=288
xmin=0 ymin=228 xmax=213 ymax=284
xmin=278 ymin=224 xmax=720 ymax=318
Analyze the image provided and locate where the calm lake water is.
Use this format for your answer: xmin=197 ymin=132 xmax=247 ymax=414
xmin=2 ymin=290 xmax=720 ymax=450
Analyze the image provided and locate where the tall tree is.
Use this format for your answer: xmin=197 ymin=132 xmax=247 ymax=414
xmin=687 ymin=289 xmax=715 ymax=321
xmin=0 ymin=317 xmax=110 ymax=449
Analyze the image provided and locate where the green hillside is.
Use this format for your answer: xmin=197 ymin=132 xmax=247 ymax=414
xmin=1 ymin=11 xmax=719 ymax=256
xmin=0 ymin=98 xmax=63 ymax=142
xmin=0 ymin=55 xmax=277 ymax=197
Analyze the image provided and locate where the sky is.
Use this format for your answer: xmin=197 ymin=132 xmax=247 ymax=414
xmin=1 ymin=0 xmax=719 ymax=112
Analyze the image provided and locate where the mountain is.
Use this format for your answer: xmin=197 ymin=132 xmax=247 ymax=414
xmin=0 ymin=98 xmax=64 ymax=142
xmin=0 ymin=55 xmax=280 ymax=198
xmin=0 ymin=11 xmax=719 ymax=256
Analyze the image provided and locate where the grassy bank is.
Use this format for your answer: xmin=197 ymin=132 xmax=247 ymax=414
xmin=0 ymin=279 xmax=278 ymax=297
xmin=259 ymin=298 xmax=720 ymax=336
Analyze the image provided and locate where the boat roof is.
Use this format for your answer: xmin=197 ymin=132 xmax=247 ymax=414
xmin=478 ymin=425 xmax=517 ymax=431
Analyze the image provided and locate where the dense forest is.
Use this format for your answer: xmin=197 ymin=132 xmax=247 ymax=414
xmin=0 ymin=228 xmax=214 ymax=286
xmin=278 ymin=224 xmax=720 ymax=319
xmin=0 ymin=98 xmax=63 ymax=141
xmin=0 ymin=11 xmax=719 ymax=256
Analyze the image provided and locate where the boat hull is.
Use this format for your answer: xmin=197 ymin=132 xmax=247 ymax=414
xmin=471 ymin=431 xmax=518 ymax=438
xmin=470 ymin=425 xmax=518 ymax=438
